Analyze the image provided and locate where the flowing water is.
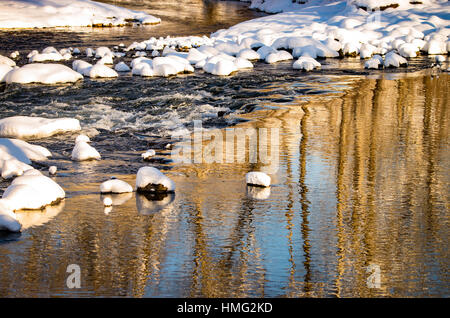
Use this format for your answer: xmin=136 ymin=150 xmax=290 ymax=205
xmin=0 ymin=1 xmax=448 ymax=298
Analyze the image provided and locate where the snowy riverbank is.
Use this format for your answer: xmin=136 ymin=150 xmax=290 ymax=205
xmin=0 ymin=0 xmax=161 ymax=29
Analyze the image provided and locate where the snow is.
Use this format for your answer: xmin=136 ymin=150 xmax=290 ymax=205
xmin=0 ymin=116 xmax=81 ymax=139
xmin=364 ymin=54 xmax=384 ymax=68
xmin=135 ymin=166 xmax=175 ymax=193
xmin=212 ymin=0 xmax=449 ymax=67
xmin=0 ymin=201 xmax=21 ymax=232
xmin=0 ymin=55 xmax=16 ymax=67
xmin=100 ymin=178 xmax=133 ymax=193
xmin=293 ymin=56 xmax=321 ymax=71
xmin=0 ymin=138 xmax=51 ymax=164
xmin=0 ymin=158 xmax=33 ymax=179
xmin=103 ymin=197 xmax=113 ymax=206
xmin=384 ymin=51 xmax=408 ymax=67
xmin=0 ymin=0 xmax=161 ymax=29
xmin=0 ymin=64 xmax=13 ymax=82
xmin=237 ymin=48 xmax=261 ymax=60
xmin=114 ymin=62 xmax=131 ymax=72
xmin=265 ymin=50 xmax=293 ymax=64
xmin=4 ymin=63 xmax=83 ymax=84
xmin=87 ymin=64 xmax=118 ymax=78
xmin=245 ymin=171 xmax=271 ymax=187
xmin=71 ymin=134 xmax=101 ymax=161
xmin=141 ymin=150 xmax=156 ymax=160
xmin=49 ymin=166 xmax=57 ymax=175
xmin=2 ymin=173 xmax=65 ymax=211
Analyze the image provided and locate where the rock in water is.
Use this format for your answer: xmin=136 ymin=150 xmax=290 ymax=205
xmin=100 ymin=178 xmax=133 ymax=193
xmin=245 ymin=171 xmax=271 ymax=187
xmin=135 ymin=166 xmax=175 ymax=193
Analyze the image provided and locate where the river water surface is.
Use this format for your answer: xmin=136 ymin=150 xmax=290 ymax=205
xmin=0 ymin=0 xmax=448 ymax=297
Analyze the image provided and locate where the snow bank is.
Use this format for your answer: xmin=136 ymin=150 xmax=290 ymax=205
xmin=4 ymin=63 xmax=83 ymax=84
xmin=135 ymin=166 xmax=175 ymax=193
xmin=212 ymin=0 xmax=449 ymax=65
xmin=100 ymin=178 xmax=133 ymax=193
xmin=0 ymin=116 xmax=81 ymax=139
xmin=0 ymin=0 xmax=161 ymax=29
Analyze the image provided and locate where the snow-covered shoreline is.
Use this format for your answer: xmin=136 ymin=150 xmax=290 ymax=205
xmin=0 ymin=0 xmax=161 ymax=29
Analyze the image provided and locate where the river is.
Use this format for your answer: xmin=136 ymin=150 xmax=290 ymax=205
xmin=0 ymin=0 xmax=448 ymax=297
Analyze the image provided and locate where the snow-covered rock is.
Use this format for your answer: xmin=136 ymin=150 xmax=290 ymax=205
xmin=265 ymin=50 xmax=293 ymax=64
xmin=135 ymin=166 xmax=175 ymax=193
xmin=237 ymin=48 xmax=261 ymax=60
xmin=293 ymin=56 xmax=321 ymax=71
xmin=0 ymin=116 xmax=81 ymax=139
xmin=4 ymin=63 xmax=83 ymax=84
xmin=71 ymin=135 xmax=101 ymax=161
xmin=114 ymin=61 xmax=131 ymax=72
xmin=2 ymin=173 xmax=65 ymax=210
xmin=0 ymin=138 xmax=51 ymax=164
xmin=0 ymin=64 xmax=13 ymax=82
xmin=364 ymin=55 xmax=384 ymax=69
xmin=100 ymin=178 xmax=133 ymax=193
xmin=49 ymin=166 xmax=57 ymax=175
xmin=0 ymin=55 xmax=16 ymax=67
xmin=384 ymin=51 xmax=408 ymax=68
xmin=87 ymin=64 xmax=118 ymax=78
xmin=141 ymin=149 xmax=156 ymax=160
xmin=245 ymin=171 xmax=271 ymax=187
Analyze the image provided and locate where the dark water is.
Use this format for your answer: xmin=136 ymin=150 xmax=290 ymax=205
xmin=0 ymin=1 xmax=448 ymax=298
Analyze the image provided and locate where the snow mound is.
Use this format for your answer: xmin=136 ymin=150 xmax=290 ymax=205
xmin=245 ymin=171 xmax=271 ymax=187
xmin=293 ymin=56 xmax=321 ymax=71
xmin=87 ymin=64 xmax=118 ymax=78
xmin=0 ymin=116 xmax=81 ymax=139
xmin=2 ymin=173 xmax=65 ymax=211
xmin=114 ymin=61 xmax=130 ymax=72
xmin=384 ymin=51 xmax=408 ymax=67
xmin=4 ymin=63 xmax=83 ymax=84
xmin=136 ymin=166 xmax=175 ymax=193
xmin=71 ymin=135 xmax=101 ymax=161
xmin=100 ymin=178 xmax=133 ymax=193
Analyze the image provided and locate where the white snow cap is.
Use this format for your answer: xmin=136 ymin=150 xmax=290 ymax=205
xmin=293 ymin=56 xmax=321 ymax=71
xmin=0 ymin=55 xmax=16 ymax=67
xmin=135 ymin=166 xmax=175 ymax=192
xmin=71 ymin=135 xmax=101 ymax=161
xmin=245 ymin=171 xmax=271 ymax=187
xmin=0 ymin=116 xmax=81 ymax=139
xmin=4 ymin=63 xmax=83 ymax=84
xmin=2 ymin=173 xmax=65 ymax=211
xmin=100 ymin=178 xmax=133 ymax=193
xmin=0 ymin=138 xmax=51 ymax=164
xmin=49 ymin=166 xmax=57 ymax=175
xmin=141 ymin=149 xmax=156 ymax=160
xmin=114 ymin=61 xmax=131 ymax=72
xmin=0 ymin=200 xmax=21 ymax=232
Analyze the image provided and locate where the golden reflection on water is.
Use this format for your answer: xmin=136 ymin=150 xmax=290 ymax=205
xmin=0 ymin=73 xmax=448 ymax=297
